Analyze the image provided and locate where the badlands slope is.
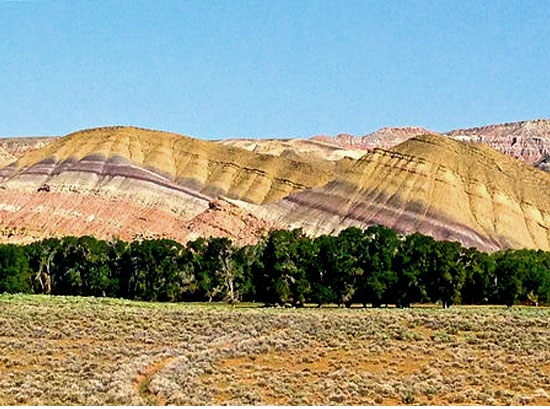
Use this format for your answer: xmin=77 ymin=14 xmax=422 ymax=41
xmin=0 ymin=127 xmax=344 ymax=243
xmin=2 ymin=123 xmax=550 ymax=250
xmin=5 ymin=126 xmax=339 ymax=204
xmin=266 ymin=134 xmax=550 ymax=251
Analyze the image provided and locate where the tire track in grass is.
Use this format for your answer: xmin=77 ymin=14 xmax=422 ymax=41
xmin=134 ymin=356 xmax=178 ymax=405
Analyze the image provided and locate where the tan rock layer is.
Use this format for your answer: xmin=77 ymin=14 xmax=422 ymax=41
xmin=7 ymin=126 xmax=337 ymax=205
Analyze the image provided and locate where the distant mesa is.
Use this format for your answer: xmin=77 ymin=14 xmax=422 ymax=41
xmin=312 ymin=126 xmax=437 ymax=149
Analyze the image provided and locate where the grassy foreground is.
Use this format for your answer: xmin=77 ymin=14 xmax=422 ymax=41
xmin=1 ymin=295 xmax=550 ymax=405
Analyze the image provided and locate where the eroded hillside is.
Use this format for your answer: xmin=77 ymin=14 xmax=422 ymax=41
xmin=3 ymin=124 xmax=550 ymax=250
xmin=265 ymin=134 xmax=550 ymax=251
xmin=0 ymin=127 xmax=335 ymax=243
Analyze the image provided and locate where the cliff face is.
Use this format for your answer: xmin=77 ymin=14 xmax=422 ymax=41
xmin=265 ymin=134 xmax=550 ymax=251
xmin=447 ymin=119 xmax=550 ymax=164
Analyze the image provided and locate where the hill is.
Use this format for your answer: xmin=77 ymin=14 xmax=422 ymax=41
xmin=3 ymin=124 xmax=550 ymax=250
xmin=5 ymin=126 xmax=340 ymax=204
xmin=0 ymin=127 xmax=340 ymax=243
xmin=265 ymin=133 xmax=550 ymax=251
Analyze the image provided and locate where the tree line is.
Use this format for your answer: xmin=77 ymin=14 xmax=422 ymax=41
xmin=1 ymin=226 xmax=550 ymax=307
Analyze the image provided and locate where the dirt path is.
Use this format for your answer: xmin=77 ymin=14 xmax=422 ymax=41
xmin=134 ymin=356 xmax=178 ymax=405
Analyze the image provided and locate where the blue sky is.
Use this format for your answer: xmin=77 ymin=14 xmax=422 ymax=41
xmin=1 ymin=0 xmax=549 ymax=139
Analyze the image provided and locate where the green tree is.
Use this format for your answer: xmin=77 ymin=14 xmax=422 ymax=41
xmin=432 ymin=241 xmax=466 ymax=308
xmin=331 ymin=227 xmax=366 ymax=307
xmin=200 ymin=237 xmax=247 ymax=303
xmin=355 ymin=226 xmax=399 ymax=307
xmin=257 ymin=229 xmax=308 ymax=306
xmin=309 ymin=235 xmax=338 ymax=306
xmin=393 ymin=233 xmax=434 ymax=307
xmin=24 ymin=238 xmax=62 ymax=294
xmin=128 ymin=239 xmax=188 ymax=301
xmin=494 ymin=251 xmax=524 ymax=307
xmin=0 ymin=245 xmax=31 ymax=293
xmin=461 ymin=248 xmax=497 ymax=304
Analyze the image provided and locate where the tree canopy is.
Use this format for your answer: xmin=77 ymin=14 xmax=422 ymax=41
xmin=1 ymin=226 xmax=549 ymax=308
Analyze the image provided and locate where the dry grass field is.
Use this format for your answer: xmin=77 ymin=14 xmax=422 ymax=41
xmin=1 ymin=295 xmax=550 ymax=405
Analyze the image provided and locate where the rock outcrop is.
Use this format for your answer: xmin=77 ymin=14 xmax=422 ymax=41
xmin=184 ymin=199 xmax=274 ymax=245
xmin=447 ymin=119 xmax=550 ymax=164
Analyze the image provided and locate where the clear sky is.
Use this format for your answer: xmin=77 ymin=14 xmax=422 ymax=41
xmin=1 ymin=0 xmax=549 ymax=139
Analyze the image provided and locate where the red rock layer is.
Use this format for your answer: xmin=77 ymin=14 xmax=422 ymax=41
xmin=0 ymin=191 xmax=270 ymax=246
xmin=0 ymin=190 xmax=192 ymax=243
